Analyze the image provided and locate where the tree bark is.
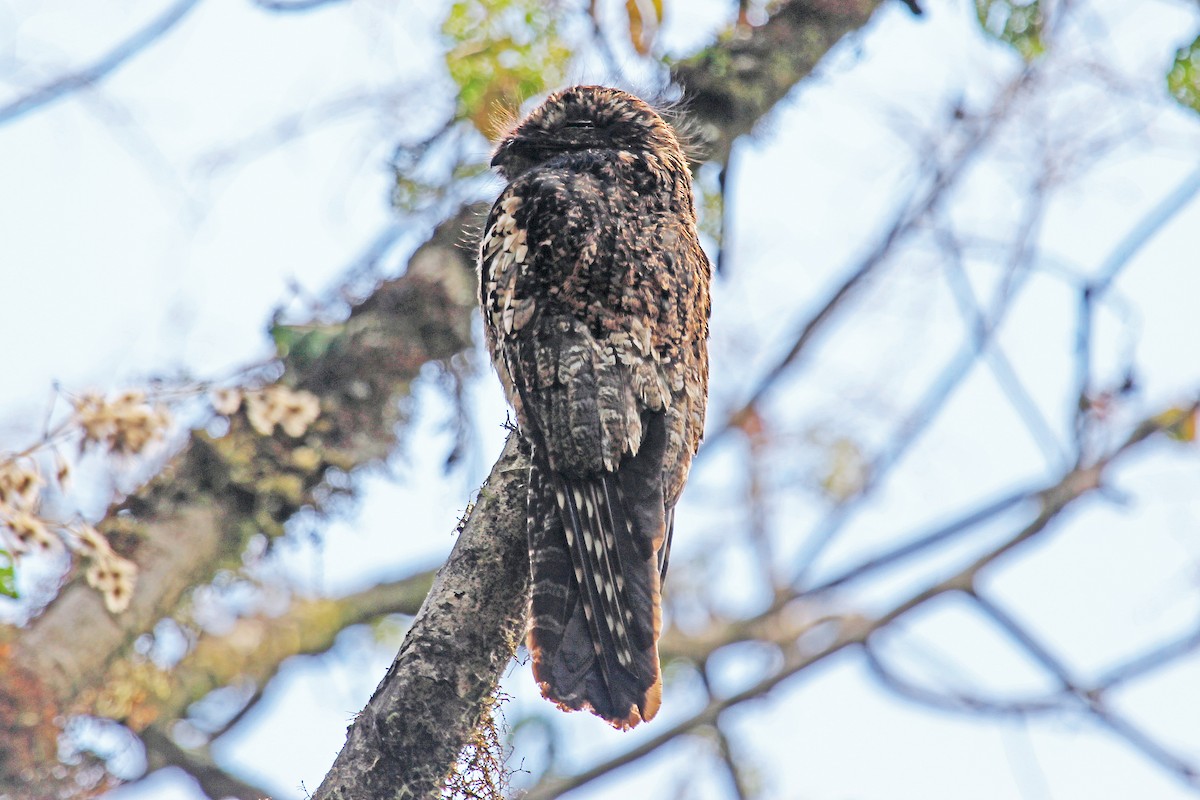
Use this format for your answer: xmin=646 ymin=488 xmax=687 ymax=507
xmin=313 ymin=434 xmax=529 ymax=799
xmin=0 ymin=206 xmax=484 ymax=794
xmin=675 ymin=0 xmax=887 ymax=164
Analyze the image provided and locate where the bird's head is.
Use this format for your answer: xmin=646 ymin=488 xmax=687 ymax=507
xmin=490 ymin=85 xmax=686 ymax=180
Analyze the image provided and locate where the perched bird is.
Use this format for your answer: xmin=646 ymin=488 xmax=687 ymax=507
xmin=479 ymin=86 xmax=711 ymax=728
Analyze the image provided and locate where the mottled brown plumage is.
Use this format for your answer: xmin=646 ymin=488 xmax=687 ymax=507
xmin=480 ymin=86 xmax=710 ymax=728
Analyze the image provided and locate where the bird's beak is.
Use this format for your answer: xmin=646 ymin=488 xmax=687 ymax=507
xmin=490 ymin=141 xmax=509 ymax=168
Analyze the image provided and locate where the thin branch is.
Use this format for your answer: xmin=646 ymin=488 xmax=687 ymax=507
xmin=791 ymin=198 xmax=1046 ymax=585
xmin=208 ymin=686 xmax=264 ymax=741
xmin=1092 ymin=162 xmax=1200 ymax=294
xmin=862 ymin=640 xmax=1066 ymax=716
xmin=0 ymin=0 xmax=203 ymax=126
xmin=968 ymin=592 xmax=1200 ymax=788
xmin=715 ymin=144 xmax=738 ymax=275
xmin=805 ymin=484 xmax=1039 ymax=596
xmin=141 ymin=725 xmax=273 ymax=800
xmin=194 ymin=86 xmax=433 ymax=173
xmin=1072 ymin=161 xmax=1200 ymax=458
xmin=584 ymin=0 xmax=628 ymax=86
xmin=250 ymin=0 xmax=347 ymax=11
xmin=712 ymin=722 xmax=752 ymax=800
xmin=937 ymin=225 xmax=1067 ymax=469
xmin=1094 ymin=624 xmax=1200 ymax=691
xmin=524 ymin=417 xmax=1155 ymax=799
xmin=1089 ymin=706 xmax=1200 ymax=787
xmin=1073 ymin=283 xmax=1097 ymax=458
xmin=705 ymin=65 xmax=1038 ymax=456
xmin=699 ymin=664 xmax=752 ymax=800
xmin=335 ymin=222 xmax=408 ymax=292
xmin=968 ymin=593 xmax=1078 ymax=690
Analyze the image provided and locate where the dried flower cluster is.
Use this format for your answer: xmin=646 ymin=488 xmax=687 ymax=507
xmin=0 ymin=453 xmax=139 ymax=613
xmin=212 ymin=385 xmax=321 ymax=437
xmin=0 ymin=380 xmax=314 ymax=614
xmin=0 ymin=459 xmax=56 ymax=553
xmin=72 ymin=523 xmax=138 ymax=614
xmin=0 ymin=388 xmax=175 ymax=613
xmin=73 ymin=390 xmax=171 ymax=456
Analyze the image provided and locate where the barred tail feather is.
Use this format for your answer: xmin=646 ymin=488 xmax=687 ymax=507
xmin=525 ymin=414 xmax=668 ymax=728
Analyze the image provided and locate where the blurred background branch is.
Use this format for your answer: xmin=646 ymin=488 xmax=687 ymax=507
xmin=2 ymin=0 xmax=1200 ymax=798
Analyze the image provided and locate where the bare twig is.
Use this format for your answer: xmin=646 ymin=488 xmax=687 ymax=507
xmin=699 ymin=664 xmax=753 ymax=800
xmin=1089 ymin=707 xmax=1200 ymax=787
xmin=0 ymin=0 xmax=203 ymax=126
xmin=968 ymin=592 xmax=1200 ymax=787
xmin=1072 ymin=161 xmax=1200 ymax=459
xmin=805 ymin=484 xmax=1039 ymax=596
xmin=791 ymin=187 xmax=1048 ymax=584
xmin=250 ymin=0 xmax=347 ymax=11
xmin=523 ymin=401 xmax=1192 ymax=799
xmin=715 ymin=145 xmax=737 ymax=275
xmin=862 ymin=640 xmax=1066 ymax=716
xmin=1095 ymin=624 xmax=1200 ymax=691
xmin=141 ymin=725 xmax=273 ymax=800
xmin=705 ymin=66 xmax=1038 ymax=456
xmin=937 ymin=224 xmax=1067 ymax=468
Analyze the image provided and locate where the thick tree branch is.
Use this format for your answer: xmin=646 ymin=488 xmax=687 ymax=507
xmin=148 ymin=568 xmax=436 ymax=734
xmin=676 ymin=0 xmax=888 ymax=165
xmin=312 ymin=434 xmax=529 ymax=799
xmin=0 ymin=206 xmax=483 ymax=793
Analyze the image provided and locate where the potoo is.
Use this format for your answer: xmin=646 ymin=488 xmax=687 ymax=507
xmin=480 ymin=86 xmax=711 ymax=728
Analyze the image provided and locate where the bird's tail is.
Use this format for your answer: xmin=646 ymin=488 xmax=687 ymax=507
xmin=525 ymin=418 xmax=668 ymax=728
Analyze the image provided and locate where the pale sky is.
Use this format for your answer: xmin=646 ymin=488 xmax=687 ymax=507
xmin=3 ymin=0 xmax=1200 ymax=798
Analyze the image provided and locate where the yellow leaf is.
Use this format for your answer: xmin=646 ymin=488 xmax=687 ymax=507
xmin=1152 ymin=406 xmax=1198 ymax=442
xmin=1178 ymin=412 xmax=1198 ymax=442
xmin=625 ymin=0 xmax=662 ymax=56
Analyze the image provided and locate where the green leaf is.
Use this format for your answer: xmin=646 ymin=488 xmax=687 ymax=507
xmin=442 ymin=0 xmax=572 ymax=139
xmin=975 ymin=0 xmax=1045 ymax=60
xmin=270 ymin=323 xmax=343 ymax=365
xmin=1168 ymin=34 xmax=1200 ymax=114
xmin=0 ymin=549 xmax=17 ymax=599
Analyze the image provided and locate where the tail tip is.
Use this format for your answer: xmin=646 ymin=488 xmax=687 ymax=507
xmin=530 ymin=657 xmax=663 ymax=730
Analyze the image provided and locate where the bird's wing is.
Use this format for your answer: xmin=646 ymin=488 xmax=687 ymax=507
xmin=480 ymin=162 xmax=699 ymax=726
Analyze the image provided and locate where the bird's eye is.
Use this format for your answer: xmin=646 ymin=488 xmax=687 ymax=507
xmin=561 ymin=120 xmax=595 ymax=129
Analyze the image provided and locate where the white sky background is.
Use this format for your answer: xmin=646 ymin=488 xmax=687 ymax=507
xmin=3 ymin=0 xmax=1200 ymax=798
